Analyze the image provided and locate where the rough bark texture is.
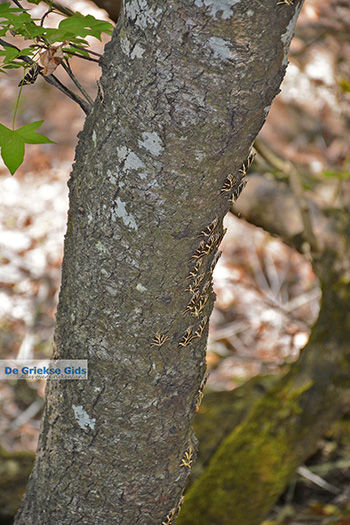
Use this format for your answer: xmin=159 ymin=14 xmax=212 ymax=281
xmin=15 ymin=1 xmax=303 ymax=523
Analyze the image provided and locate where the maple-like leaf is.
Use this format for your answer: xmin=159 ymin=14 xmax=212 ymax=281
xmin=0 ymin=121 xmax=54 ymax=174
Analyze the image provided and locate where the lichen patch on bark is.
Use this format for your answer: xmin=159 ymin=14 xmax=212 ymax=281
xmin=72 ymin=405 xmax=96 ymax=431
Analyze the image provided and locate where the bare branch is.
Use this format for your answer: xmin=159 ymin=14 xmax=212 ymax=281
xmin=61 ymin=59 xmax=94 ymax=106
xmin=69 ymin=43 xmax=103 ymax=58
xmin=62 ymin=48 xmax=100 ymax=63
xmin=44 ymin=73 xmax=91 ymax=114
xmin=11 ymin=0 xmax=24 ymax=9
xmin=254 ymin=138 xmax=319 ymax=254
xmin=41 ymin=0 xmax=74 ymax=17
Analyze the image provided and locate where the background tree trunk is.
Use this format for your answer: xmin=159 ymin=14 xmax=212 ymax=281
xmin=15 ymin=1 xmax=304 ymax=523
xmin=91 ymin=0 xmax=121 ymax=21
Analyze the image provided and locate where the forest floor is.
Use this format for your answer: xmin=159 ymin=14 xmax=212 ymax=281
xmin=0 ymin=0 xmax=349 ymax=523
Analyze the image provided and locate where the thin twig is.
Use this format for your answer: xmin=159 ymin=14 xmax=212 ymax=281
xmin=41 ymin=0 xmax=74 ymax=17
xmin=0 ymin=38 xmax=18 ymax=51
xmin=62 ymin=48 xmax=100 ymax=63
xmin=27 ymin=43 xmax=101 ymax=62
xmin=69 ymin=43 xmax=103 ymax=58
xmin=0 ymin=38 xmax=90 ymax=114
xmin=44 ymin=73 xmax=90 ymax=114
xmin=41 ymin=8 xmax=52 ymax=26
xmin=254 ymin=138 xmax=319 ymax=254
xmin=284 ymin=288 xmax=321 ymax=314
xmin=9 ymin=399 xmax=44 ymax=431
xmin=297 ymin=465 xmax=340 ymax=494
xmin=12 ymin=0 xmax=25 ymax=9
xmin=61 ymin=59 xmax=93 ymax=106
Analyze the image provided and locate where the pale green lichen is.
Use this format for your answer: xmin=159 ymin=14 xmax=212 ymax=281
xmin=72 ymin=405 xmax=96 ymax=431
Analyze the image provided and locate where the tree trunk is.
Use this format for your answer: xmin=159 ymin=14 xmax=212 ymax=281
xmin=15 ymin=1 xmax=304 ymax=523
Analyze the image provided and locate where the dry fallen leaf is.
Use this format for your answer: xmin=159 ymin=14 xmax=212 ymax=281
xmin=39 ymin=44 xmax=64 ymax=76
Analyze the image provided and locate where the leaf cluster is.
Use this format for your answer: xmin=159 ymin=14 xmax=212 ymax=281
xmin=0 ymin=1 xmax=113 ymax=71
xmin=0 ymin=1 xmax=114 ymax=174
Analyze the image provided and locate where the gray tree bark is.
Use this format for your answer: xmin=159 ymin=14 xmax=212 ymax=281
xmin=15 ymin=1 xmax=304 ymax=523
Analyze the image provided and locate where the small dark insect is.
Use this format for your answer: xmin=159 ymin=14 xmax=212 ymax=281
xmin=150 ymin=333 xmax=169 ymax=347
xmin=97 ymin=79 xmax=105 ymax=103
xmin=162 ymin=496 xmax=184 ymax=525
xmin=162 ymin=509 xmax=176 ymax=525
xmin=185 ymin=272 xmax=206 ymax=294
xmin=230 ymin=179 xmax=247 ymax=202
xmin=192 ymin=295 xmax=209 ymax=317
xmin=201 ymin=238 xmax=216 ymax=256
xmin=185 ymin=282 xmax=199 ymax=295
xmin=180 ymin=446 xmax=193 ymax=468
xmin=201 ymin=281 xmax=212 ymax=296
xmin=186 ymin=258 xmax=203 ymax=279
xmin=220 ymin=173 xmax=240 ymax=194
xmin=183 ymin=291 xmax=200 ymax=315
xmin=162 ymin=507 xmax=177 ymax=525
xmin=239 ymin=150 xmax=255 ymax=177
xmin=198 ymin=217 xmax=219 ymax=237
xmin=190 ymin=239 xmax=208 ymax=260
xmin=18 ymin=64 xmax=40 ymax=87
xmin=209 ymin=251 xmax=222 ymax=275
xmin=195 ymin=371 xmax=209 ymax=411
xmin=192 ymin=272 xmax=205 ymax=288
xmin=203 ymin=229 xmax=227 ymax=254
xmin=194 ymin=315 xmax=209 ymax=338
xmin=178 ymin=326 xmax=195 ymax=347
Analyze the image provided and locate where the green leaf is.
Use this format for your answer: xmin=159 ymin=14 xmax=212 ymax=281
xmin=21 ymin=23 xmax=47 ymax=39
xmin=0 ymin=46 xmax=19 ymax=63
xmin=0 ymin=131 xmax=25 ymax=174
xmin=0 ymin=122 xmax=12 ymax=143
xmin=1 ymin=62 xmax=23 ymax=69
xmin=16 ymin=121 xmax=55 ymax=144
xmin=0 ymin=121 xmax=54 ymax=174
xmin=18 ymin=47 xmax=35 ymax=55
xmin=0 ymin=8 xmax=42 ymax=41
xmin=59 ymin=13 xmax=113 ymax=41
xmin=2 ymin=12 xmax=33 ymax=29
xmin=44 ymin=27 xmax=76 ymax=43
xmin=0 ymin=2 xmax=11 ymax=13
xmin=63 ymin=44 xmax=89 ymax=58
xmin=0 ymin=4 xmax=22 ymax=16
